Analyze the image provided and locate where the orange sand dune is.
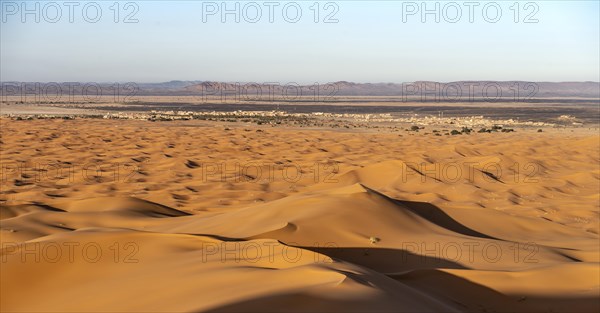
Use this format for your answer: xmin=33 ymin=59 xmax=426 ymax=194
xmin=1 ymin=118 xmax=598 ymax=312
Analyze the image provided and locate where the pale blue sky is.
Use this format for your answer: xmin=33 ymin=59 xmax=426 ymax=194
xmin=1 ymin=0 xmax=599 ymax=83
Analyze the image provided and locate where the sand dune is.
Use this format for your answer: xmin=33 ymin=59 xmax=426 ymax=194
xmin=1 ymin=118 xmax=598 ymax=312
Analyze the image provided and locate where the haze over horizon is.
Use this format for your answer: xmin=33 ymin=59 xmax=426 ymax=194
xmin=2 ymin=1 xmax=599 ymax=83
xmin=2 ymin=79 xmax=600 ymax=84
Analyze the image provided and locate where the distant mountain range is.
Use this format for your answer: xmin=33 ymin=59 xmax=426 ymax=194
xmin=184 ymin=81 xmax=600 ymax=99
xmin=2 ymin=81 xmax=599 ymax=99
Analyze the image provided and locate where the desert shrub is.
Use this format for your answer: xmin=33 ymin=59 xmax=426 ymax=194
xmin=410 ymin=125 xmax=420 ymax=131
xmin=451 ymin=130 xmax=461 ymax=135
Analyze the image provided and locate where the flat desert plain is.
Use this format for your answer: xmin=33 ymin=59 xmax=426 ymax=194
xmin=1 ymin=118 xmax=599 ymax=312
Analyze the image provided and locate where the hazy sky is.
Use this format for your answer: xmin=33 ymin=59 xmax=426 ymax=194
xmin=1 ymin=0 xmax=599 ymax=83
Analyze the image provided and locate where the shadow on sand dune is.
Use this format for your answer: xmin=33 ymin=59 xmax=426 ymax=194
xmin=362 ymin=185 xmax=499 ymax=240
xmin=207 ymin=267 xmax=600 ymax=313
xmin=390 ymin=269 xmax=600 ymax=313
xmin=304 ymin=246 xmax=468 ymax=273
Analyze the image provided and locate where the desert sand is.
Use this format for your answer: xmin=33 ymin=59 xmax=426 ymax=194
xmin=1 ymin=118 xmax=598 ymax=312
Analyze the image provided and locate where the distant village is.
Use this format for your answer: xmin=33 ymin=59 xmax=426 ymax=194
xmin=101 ymin=110 xmax=562 ymax=128
xmin=3 ymin=109 xmax=584 ymax=131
